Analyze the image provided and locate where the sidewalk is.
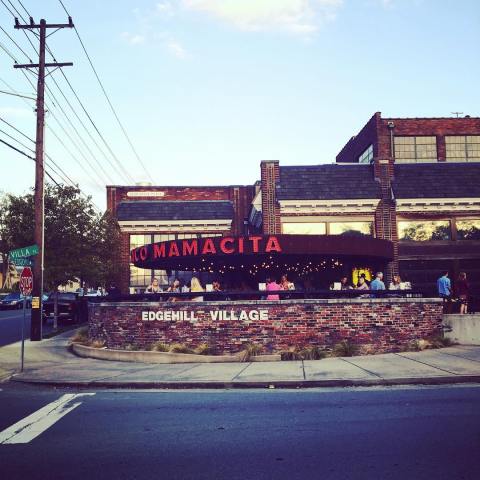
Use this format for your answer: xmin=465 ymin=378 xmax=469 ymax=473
xmin=1 ymin=331 xmax=480 ymax=388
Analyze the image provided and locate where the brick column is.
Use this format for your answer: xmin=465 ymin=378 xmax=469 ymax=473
xmin=374 ymin=159 xmax=399 ymax=283
xmin=117 ymin=232 xmax=130 ymax=294
xmin=260 ymin=160 xmax=281 ymax=234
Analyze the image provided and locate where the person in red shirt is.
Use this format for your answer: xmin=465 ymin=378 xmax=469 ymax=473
xmin=455 ymin=272 xmax=470 ymax=314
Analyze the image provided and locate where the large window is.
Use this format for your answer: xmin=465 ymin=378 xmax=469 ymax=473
xmin=456 ymin=219 xmax=480 ymax=240
xmin=445 ymin=136 xmax=480 ymax=162
xmin=358 ymin=144 xmax=373 ymax=164
xmin=394 ymin=136 xmax=437 ymax=163
xmin=398 ymin=220 xmax=451 ymax=241
xmin=329 ymin=222 xmax=373 ymax=237
xmin=282 ymin=222 xmax=326 ymax=235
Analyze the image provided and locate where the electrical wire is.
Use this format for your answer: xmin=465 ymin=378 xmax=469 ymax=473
xmin=58 ymin=0 xmax=154 ymax=183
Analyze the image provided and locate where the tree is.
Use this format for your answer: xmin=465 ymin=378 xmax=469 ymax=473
xmin=0 ymin=184 xmax=123 ymax=291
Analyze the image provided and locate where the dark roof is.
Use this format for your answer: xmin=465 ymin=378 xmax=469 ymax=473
xmin=116 ymin=201 xmax=234 ymax=221
xmin=277 ymin=164 xmax=381 ymax=200
xmin=392 ymin=163 xmax=480 ymax=199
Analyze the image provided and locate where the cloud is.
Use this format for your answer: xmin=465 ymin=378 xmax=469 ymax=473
xmin=156 ymin=1 xmax=175 ymax=16
xmin=166 ymin=40 xmax=188 ymax=58
xmin=121 ymin=31 xmax=146 ymax=45
xmin=181 ymin=0 xmax=343 ymax=35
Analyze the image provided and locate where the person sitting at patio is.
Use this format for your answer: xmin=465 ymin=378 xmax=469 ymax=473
xmin=340 ymin=276 xmax=353 ymax=290
xmin=266 ymin=277 xmax=281 ymax=300
xmin=146 ymin=278 xmax=161 ymax=293
xmin=388 ymin=275 xmax=402 ymax=290
xmin=370 ymin=272 xmax=386 ymax=291
xmin=280 ymin=274 xmax=295 ymax=291
xmin=167 ymin=279 xmax=180 ymax=293
xmin=356 ymin=276 xmax=369 ymax=290
xmin=190 ymin=277 xmax=204 ymax=302
xmin=212 ymin=281 xmax=222 ymax=291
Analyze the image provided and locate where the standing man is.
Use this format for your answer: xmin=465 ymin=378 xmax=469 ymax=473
xmin=370 ymin=272 xmax=386 ymax=291
xmin=437 ymin=271 xmax=452 ymax=313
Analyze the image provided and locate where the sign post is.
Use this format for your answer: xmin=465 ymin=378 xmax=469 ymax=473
xmin=19 ymin=266 xmax=33 ymax=372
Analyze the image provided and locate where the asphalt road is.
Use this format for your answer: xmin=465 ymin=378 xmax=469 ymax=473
xmin=0 ymin=384 xmax=479 ymax=480
xmin=0 ymin=309 xmax=62 ymax=346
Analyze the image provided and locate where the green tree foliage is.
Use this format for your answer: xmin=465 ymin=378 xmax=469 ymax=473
xmin=0 ymin=184 xmax=123 ymax=290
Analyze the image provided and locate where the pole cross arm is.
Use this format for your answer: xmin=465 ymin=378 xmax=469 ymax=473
xmin=14 ymin=62 xmax=73 ymax=69
xmin=14 ymin=21 xmax=74 ymax=30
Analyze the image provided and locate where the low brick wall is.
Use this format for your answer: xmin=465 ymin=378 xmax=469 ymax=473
xmin=88 ymin=298 xmax=443 ymax=354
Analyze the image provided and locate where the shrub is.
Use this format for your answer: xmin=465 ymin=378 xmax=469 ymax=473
xmin=90 ymin=339 xmax=105 ymax=349
xmin=280 ymin=346 xmax=303 ymax=361
xmin=169 ymin=343 xmax=195 ymax=354
xmin=194 ymin=343 xmax=215 ymax=355
xmin=150 ymin=341 xmax=169 ymax=352
xmin=428 ymin=335 xmax=456 ymax=349
xmin=358 ymin=344 xmax=378 ymax=356
xmin=124 ymin=343 xmax=141 ymax=351
xmin=70 ymin=327 xmax=89 ymax=345
xmin=299 ymin=346 xmax=326 ymax=360
xmin=332 ymin=340 xmax=358 ymax=357
xmin=239 ymin=343 xmax=264 ymax=362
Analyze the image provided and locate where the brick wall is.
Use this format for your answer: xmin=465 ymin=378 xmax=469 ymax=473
xmin=89 ymin=298 xmax=443 ymax=354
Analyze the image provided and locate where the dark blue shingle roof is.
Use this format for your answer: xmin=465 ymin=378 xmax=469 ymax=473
xmin=116 ymin=201 xmax=234 ymax=221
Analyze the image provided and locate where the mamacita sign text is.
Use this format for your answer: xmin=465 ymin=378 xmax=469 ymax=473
xmin=141 ymin=309 xmax=269 ymax=322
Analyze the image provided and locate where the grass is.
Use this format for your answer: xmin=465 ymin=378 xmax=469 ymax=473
xmin=280 ymin=346 xmax=303 ymax=361
xmin=149 ymin=341 xmax=169 ymax=352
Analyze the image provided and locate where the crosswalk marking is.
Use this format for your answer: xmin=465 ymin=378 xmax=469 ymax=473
xmin=0 ymin=393 xmax=94 ymax=444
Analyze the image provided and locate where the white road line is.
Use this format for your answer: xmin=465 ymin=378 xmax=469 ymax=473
xmin=0 ymin=393 xmax=95 ymax=444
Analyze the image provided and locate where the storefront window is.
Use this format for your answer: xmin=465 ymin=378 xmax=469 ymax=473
xmin=329 ymin=222 xmax=373 ymax=237
xmin=282 ymin=222 xmax=326 ymax=235
xmin=398 ymin=220 xmax=451 ymax=241
xmin=456 ymin=219 xmax=480 ymax=240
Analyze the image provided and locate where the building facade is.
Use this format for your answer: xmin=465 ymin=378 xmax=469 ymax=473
xmin=108 ymin=113 xmax=480 ymax=294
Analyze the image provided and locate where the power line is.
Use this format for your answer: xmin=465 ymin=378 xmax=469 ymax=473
xmin=58 ymin=0 xmax=154 ymax=183
xmin=11 ymin=0 xmax=135 ymax=184
xmin=0 ymin=24 xmax=33 ymax=61
xmin=0 ymin=136 xmax=61 ymax=186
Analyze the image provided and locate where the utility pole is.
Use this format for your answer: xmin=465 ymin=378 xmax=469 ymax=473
xmin=14 ymin=16 xmax=74 ymax=341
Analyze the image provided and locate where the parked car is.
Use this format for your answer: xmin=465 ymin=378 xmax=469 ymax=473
xmin=0 ymin=292 xmax=32 ymax=309
xmin=42 ymin=292 xmax=79 ymax=323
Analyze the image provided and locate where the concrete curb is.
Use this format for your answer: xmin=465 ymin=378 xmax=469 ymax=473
xmin=10 ymin=374 xmax=480 ymax=390
xmin=71 ymin=343 xmax=281 ymax=363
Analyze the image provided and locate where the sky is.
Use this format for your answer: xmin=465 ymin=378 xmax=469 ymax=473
xmin=0 ymin=0 xmax=479 ymax=209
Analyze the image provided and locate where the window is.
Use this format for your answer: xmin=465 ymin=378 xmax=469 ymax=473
xmin=329 ymin=222 xmax=373 ymax=237
xmin=456 ymin=219 xmax=480 ymax=240
xmin=358 ymin=144 xmax=373 ymax=164
xmin=398 ymin=220 xmax=451 ymax=241
xmin=282 ymin=222 xmax=326 ymax=235
xmin=445 ymin=136 xmax=480 ymax=162
xmin=394 ymin=136 xmax=437 ymax=163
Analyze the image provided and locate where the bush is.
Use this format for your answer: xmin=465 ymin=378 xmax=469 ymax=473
xmin=280 ymin=346 xmax=303 ymax=361
xmin=299 ymin=346 xmax=326 ymax=360
xmin=239 ymin=343 xmax=264 ymax=362
xmin=150 ymin=341 xmax=169 ymax=352
xmin=169 ymin=343 xmax=195 ymax=354
xmin=194 ymin=343 xmax=216 ymax=355
xmin=332 ymin=340 xmax=358 ymax=357
xmin=90 ymin=339 xmax=105 ymax=349
xmin=428 ymin=335 xmax=456 ymax=349
xmin=70 ymin=327 xmax=89 ymax=345
xmin=124 ymin=343 xmax=141 ymax=351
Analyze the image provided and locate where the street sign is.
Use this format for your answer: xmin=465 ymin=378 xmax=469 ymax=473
xmin=10 ymin=257 xmax=34 ymax=267
xmin=19 ymin=267 xmax=33 ymax=296
xmin=8 ymin=244 xmax=39 ymax=260
xmin=31 ymin=297 xmax=40 ymax=309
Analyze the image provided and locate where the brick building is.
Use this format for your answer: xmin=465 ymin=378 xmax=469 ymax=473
xmin=109 ymin=113 xmax=480 ymax=294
